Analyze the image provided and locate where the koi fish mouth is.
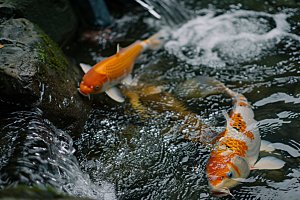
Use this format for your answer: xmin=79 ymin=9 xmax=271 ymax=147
xmin=78 ymin=88 xmax=90 ymax=99
xmin=211 ymin=187 xmax=233 ymax=197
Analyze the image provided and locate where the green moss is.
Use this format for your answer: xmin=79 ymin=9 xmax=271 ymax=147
xmin=47 ymin=46 xmax=55 ymax=56
xmin=73 ymin=68 xmax=78 ymax=75
xmin=39 ymin=34 xmax=51 ymax=46
xmin=62 ymin=56 xmax=69 ymax=66
xmin=35 ymin=62 xmax=47 ymax=75
xmin=34 ymin=32 xmax=69 ymax=74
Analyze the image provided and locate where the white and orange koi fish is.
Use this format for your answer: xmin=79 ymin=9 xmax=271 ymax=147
xmin=195 ymin=76 xmax=286 ymax=197
xmin=78 ymin=32 xmax=163 ymax=102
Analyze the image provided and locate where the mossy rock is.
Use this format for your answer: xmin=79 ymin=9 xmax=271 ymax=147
xmin=0 ymin=18 xmax=92 ymax=137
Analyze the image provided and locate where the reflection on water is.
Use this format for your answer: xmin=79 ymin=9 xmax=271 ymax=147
xmin=0 ymin=108 xmax=115 ymax=199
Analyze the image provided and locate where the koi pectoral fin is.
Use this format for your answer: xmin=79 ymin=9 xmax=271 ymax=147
xmin=80 ymin=63 xmax=93 ymax=74
xmin=251 ymin=156 xmax=285 ymax=170
xmin=260 ymin=140 xmax=275 ymax=152
xmin=260 ymin=140 xmax=300 ymax=157
xmin=105 ymin=86 xmax=125 ymax=103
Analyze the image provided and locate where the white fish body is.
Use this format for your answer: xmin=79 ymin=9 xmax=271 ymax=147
xmin=193 ymin=76 xmax=285 ymax=197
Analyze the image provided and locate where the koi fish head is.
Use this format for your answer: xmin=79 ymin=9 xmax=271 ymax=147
xmin=79 ymin=68 xmax=108 ymax=97
xmin=206 ymin=152 xmax=250 ymax=197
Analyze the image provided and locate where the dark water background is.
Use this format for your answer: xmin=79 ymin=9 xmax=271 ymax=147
xmin=1 ymin=0 xmax=300 ymax=199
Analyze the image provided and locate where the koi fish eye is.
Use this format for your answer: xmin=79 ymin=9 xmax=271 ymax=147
xmin=220 ymin=176 xmax=224 ymax=180
xmin=227 ymin=172 xmax=233 ymax=178
xmin=95 ymin=86 xmax=100 ymax=90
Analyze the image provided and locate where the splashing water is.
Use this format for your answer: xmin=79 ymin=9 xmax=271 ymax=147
xmin=135 ymin=0 xmax=192 ymax=26
xmin=0 ymin=108 xmax=115 ymax=200
xmin=164 ymin=9 xmax=300 ymax=68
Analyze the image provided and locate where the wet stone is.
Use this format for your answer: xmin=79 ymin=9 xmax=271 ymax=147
xmin=0 ymin=0 xmax=77 ymax=44
xmin=0 ymin=5 xmax=13 ymax=15
xmin=0 ymin=18 xmax=92 ymax=137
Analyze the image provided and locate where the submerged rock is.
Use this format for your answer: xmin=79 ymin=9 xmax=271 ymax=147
xmin=0 ymin=18 xmax=92 ymax=137
xmin=0 ymin=186 xmax=72 ymax=199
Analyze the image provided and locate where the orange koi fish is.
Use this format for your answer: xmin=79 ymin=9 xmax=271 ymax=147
xmin=78 ymin=32 xmax=163 ymax=102
xmin=195 ymin=76 xmax=285 ymax=197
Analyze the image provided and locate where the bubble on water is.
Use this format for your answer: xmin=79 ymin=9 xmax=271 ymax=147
xmin=164 ymin=10 xmax=300 ymax=68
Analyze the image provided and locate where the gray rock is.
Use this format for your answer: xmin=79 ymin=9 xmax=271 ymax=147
xmin=0 ymin=18 xmax=92 ymax=137
xmin=0 ymin=0 xmax=77 ymax=44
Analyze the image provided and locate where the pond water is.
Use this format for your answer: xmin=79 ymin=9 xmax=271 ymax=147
xmin=1 ymin=0 xmax=300 ymax=200
xmin=70 ymin=1 xmax=300 ymax=199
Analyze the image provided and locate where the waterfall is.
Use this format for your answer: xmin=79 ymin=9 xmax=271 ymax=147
xmin=135 ymin=0 xmax=192 ymax=26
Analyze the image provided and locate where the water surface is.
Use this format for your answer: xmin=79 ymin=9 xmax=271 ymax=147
xmin=1 ymin=0 xmax=299 ymax=200
xmin=67 ymin=2 xmax=300 ymax=200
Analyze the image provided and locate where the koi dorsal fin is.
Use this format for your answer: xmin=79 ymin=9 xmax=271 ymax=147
xmin=116 ymin=43 xmax=120 ymax=57
xmin=115 ymin=43 xmax=137 ymax=57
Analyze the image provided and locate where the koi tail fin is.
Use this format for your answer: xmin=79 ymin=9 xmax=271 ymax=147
xmin=194 ymin=76 xmax=237 ymax=97
xmin=177 ymin=76 xmax=236 ymax=98
xmin=146 ymin=30 xmax=170 ymax=50
xmin=148 ymin=32 xmax=163 ymax=50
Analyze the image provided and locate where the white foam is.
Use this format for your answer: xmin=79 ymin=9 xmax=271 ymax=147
xmin=164 ymin=9 xmax=300 ymax=68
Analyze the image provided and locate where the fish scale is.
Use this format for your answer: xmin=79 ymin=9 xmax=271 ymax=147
xmin=99 ymin=45 xmax=143 ymax=78
xmin=218 ymin=90 xmax=261 ymax=168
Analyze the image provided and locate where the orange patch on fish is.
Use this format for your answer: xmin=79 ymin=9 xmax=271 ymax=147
xmin=213 ymin=129 xmax=228 ymax=144
xmin=230 ymin=113 xmax=254 ymax=140
xmin=229 ymin=111 xmax=234 ymax=118
xmin=238 ymin=102 xmax=250 ymax=108
xmin=230 ymin=113 xmax=247 ymax=132
xmin=207 ymin=137 xmax=249 ymax=186
xmin=207 ymin=153 xmax=236 ymax=186
xmin=243 ymin=130 xmax=254 ymax=140
xmin=212 ymin=137 xmax=248 ymax=158
xmin=0 ymin=45 xmax=3 ymax=49
xmin=239 ymin=95 xmax=246 ymax=101
xmin=222 ymin=138 xmax=248 ymax=157
xmin=228 ymin=92 xmax=236 ymax=98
